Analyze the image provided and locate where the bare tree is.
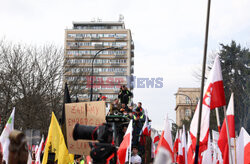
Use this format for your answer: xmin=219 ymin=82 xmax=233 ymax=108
xmin=0 ymin=39 xmax=64 ymax=134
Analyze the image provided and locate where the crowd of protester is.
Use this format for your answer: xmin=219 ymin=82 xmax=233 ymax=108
xmin=97 ymin=85 xmax=150 ymax=164
xmin=0 ymin=85 xmax=146 ymax=164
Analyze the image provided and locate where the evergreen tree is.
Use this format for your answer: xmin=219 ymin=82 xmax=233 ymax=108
xmin=218 ymin=41 xmax=250 ymax=133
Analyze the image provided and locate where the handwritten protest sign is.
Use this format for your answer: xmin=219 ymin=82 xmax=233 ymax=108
xmin=65 ymin=101 xmax=106 ymax=155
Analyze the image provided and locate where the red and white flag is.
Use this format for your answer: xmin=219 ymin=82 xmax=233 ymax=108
xmin=151 ymin=131 xmax=160 ymax=159
xmin=153 ymin=131 xmax=160 ymax=144
xmin=177 ymin=126 xmax=187 ymax=164
xmin=117 ymin=120 xmax=133 ymax=164
xmin=202 ymin=134 xmax=213 ymax=164
xmin=142 ymin=115 xmax=150 ymax=136
xmin=218 ymin=93 xmax=235 ymax=164
xmin=187 ymin=131 xmax=194 ymax=164
xmin=151 ymin=138 xmax=156 ymax=159
xmin=155 ymin=114 xmax=174 ymax=161
xmin=173 ymin=130 xmax=180 ymax=162
xmin=177 ymin=129 xmax=184 ymax=163
xmin=236 ymin=127 xmax=250 ymax=164
xmin=182 ymin=125 xmax=187 ymax=164
xmin=35 ymin=136 xmax=44 ymax=164
xmin=190 ymin=55 xmax=226 ymax=160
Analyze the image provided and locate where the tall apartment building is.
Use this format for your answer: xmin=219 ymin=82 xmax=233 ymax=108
xmin=64 ymin=20 xmax=134 ymax=102
xmin=175 ymin=88 xmax=200 ymax=126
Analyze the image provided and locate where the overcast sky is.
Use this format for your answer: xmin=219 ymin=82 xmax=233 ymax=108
xmin=1 ymin=0 xmax=249 ymax=130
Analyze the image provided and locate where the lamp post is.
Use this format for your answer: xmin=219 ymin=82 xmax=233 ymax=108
xmin=90 ymin=45 xmax=122 ymax=101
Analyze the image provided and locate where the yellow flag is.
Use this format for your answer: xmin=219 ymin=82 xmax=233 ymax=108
xmin=42 ymin=112 xmax=74 ymax=164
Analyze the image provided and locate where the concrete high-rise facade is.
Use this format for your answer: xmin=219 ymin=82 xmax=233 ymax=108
xmin=64 ymin=20 xmax=134 ymax=102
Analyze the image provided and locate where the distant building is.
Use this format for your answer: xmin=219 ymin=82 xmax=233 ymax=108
xmin=64 ymin=20 xmax=134 ymax=102
xmin=175 ymin=88 xmax=200 ymax=127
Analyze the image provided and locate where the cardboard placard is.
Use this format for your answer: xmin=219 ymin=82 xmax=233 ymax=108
xmin=65 ymin=101 xmax=106 ymax=155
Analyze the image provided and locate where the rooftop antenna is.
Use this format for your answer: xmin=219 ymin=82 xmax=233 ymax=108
xmin=97 ymin=17 xmax=102 ymax=22
xmin=119 ymin=14 xmax=124 ymax=22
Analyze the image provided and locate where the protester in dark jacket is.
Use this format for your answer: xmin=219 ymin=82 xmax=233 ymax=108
xmin=96 ymin=93 xmax=102 ymax=101
xmin=132 ymin=107 xmax=145 ymax=147
xmin=120 ymin=103 xmax=129 ymax=114
xmin=118 ymin=85 xmax=133 ymax=105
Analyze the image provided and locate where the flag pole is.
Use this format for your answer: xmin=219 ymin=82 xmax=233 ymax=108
xmin=234 ymin=138 xmax=237 ymax=164
xmin=215 ymin=107 xmax=221 ymax=132
xmin=194 ymin=0 xmax=211 ymax=163
xmin=129 ymin=120 xmax=133 ymax=164
xmin=223 ymin=106 xmax=233 ymax=164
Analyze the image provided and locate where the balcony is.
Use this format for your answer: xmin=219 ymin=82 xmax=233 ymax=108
xmin=131 ymin=68 xmax=134 ymax=73
xmin=110 ymin=63 xmax=121 ymax=66
xmin=131 ymin=41 xmax=134 ymax=49
xmin=115 ymin=72 xmax=126 ymax=75
xmin=69 ymin=45 xmax=80 ymax=49
xmin=131 ymin=50 xmax=134 ymax=57
xmin=91 ymin=36 xmax=100 ymax=40
xmin=115 ymin=36 xmax=126 ymax=40
xmin=75 ymin=37 xmax=85 ymax=41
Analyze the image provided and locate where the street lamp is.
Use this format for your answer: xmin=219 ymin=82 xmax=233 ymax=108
xmin=90 ymin=45 xmax=123 ymax=101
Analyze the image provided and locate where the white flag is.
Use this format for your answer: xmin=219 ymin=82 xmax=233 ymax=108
xmin=0 ymin=108 xmax=15 ymax=163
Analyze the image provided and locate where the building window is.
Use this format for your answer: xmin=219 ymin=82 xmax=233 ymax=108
xmin=185 ymin=97 xmax=191 ymax=104
xmin=196 ymin=97 xmax=199 ymax=104
xmin=185 ymin=109 xmax=191 ymax=117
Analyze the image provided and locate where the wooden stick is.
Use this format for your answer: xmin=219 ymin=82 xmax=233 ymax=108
xmin=215 ymin=107 xmax=221 ymax=132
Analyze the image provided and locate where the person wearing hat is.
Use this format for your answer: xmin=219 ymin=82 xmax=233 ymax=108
xmin=131 ymin=146 xmax=142 ymax=164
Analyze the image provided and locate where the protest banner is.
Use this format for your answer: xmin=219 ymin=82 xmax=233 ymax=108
xmin=65 ymin=101 xmax=106 ymax=155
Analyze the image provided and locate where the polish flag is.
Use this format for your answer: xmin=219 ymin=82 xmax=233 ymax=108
xmin=35 ymin=136 xmax=44 ymax=164
xmin=182 ymin=125 xmax=187 ymax=164
xmin=142 ymin=116 xmax=150 ymax=136
xmin=190 ymin=55 xmax=226 ymax=159
xmin=152 ymin=131 xmax=160 ymax=159
xmin=173 ymin=130 xmax=180 ymax=162
xmin=218 ymin=93 xmax=235 ymax=164
xmin=155 ymin=114 xmax=173 ymax=161
xmin=151 ymin=138 xmax=156 ymax=159
xmin=177 ymin=126 xmax=187 ymax=164
xmin=177 ymin=129 xmax=184 ymax=164
xmin=236 ymin=127 xmax=250 ymax=164
xmin=153 ymin=131 xmax=160 ymax=144
xmin=202 ymin=134 xmax=213 ymax=164
xmin=142 ymin=109 xmax=150 ymax=136
xmin=117 ymin=120 xmax=133 ymax=164
xmin=187 ymin=131 xmax=194 ymax=164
